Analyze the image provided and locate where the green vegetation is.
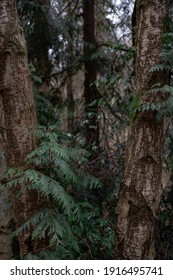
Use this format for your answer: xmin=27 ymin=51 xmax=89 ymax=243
xmin=1 ymin=0 xmax=173 ymax=259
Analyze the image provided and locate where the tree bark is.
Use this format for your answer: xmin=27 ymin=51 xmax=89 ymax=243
xmin=0 ymin=0 xmax=48 ymax=258
xmin=83 ymin=0 xmax=100 ymax=157
xmin=115 ymin=0 xmax=169 ymax=259
xmin=0 ymin=146 xmax=12 ymax=259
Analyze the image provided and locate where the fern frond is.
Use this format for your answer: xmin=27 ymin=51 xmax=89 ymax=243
xmin=3 ymin=123 xmax=106 ymax=259
xmin=147 ymin=85 xmax=173 ymax=95
xmin=139 ymin=102 xmax=163 ymax=112
xmin=149 ymin=63 xmax=172 ymax=72
xmin=26 ymin=142 xmax=70 ymax=164
xmin=79 ymin=173 xmax=102 ymax=190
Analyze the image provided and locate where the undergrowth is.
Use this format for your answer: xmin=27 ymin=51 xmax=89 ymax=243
xmin=1 ymin=125 xmax=115 ymax=259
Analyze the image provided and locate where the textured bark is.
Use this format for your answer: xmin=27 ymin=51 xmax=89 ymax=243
xmin=115 ymin=0 xmax=169 ymax=259
xmin=0 ymin=0 xmax=48 ymax=258
xmin=0 ymin=145 xmax=12 ymax=259
xmin=83 ymin=0 xmax=100 ymax=156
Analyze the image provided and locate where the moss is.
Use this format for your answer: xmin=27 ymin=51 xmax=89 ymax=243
xmin=130 ymin=95 xmax=141 ymax=122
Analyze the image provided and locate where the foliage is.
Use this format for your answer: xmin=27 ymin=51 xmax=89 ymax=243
xmin=129 ymin=29 xmax=173 ymax=122
xmin=2 ymin=126 xmax=115 ymax=259
xmin=13 ymin=0 xmax=134 ymax=260
xmin=35 ymin=93 xmax=60 ymax=126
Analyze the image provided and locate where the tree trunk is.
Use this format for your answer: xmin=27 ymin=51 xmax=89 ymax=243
xmin=115 ymin=0 xmax=169 ymax=260
xmin=37 ymin=0 xmax=51 ymax=77
xmin=67 ymin=70 xmax=75 ymax=132
xmin=66 ymin=3 xmax=75 ymax=133
xmin=83 ymin=0 xmax=100 ymax=158
xmin=0 ymin=145 xmax=12 ymax=259
xmin=0 ymin=0 xmax=48 ymax=258
xmin=35 ymin=0 xmax=52 ymax=95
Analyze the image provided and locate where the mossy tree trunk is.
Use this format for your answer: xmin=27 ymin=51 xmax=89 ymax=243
xmin=0 ymin=0 xmax=48 ymax=258
xmin=115 ymin=0 xmax=169 ymax=259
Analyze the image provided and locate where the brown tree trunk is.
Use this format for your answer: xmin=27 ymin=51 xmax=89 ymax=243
xmin=115 ymin=0 xmax=169 ymax=259
xmin=37 ymin=0 xmax=51 ymax=75
xmin=36 ymin=0 xmax=52 ymax=95
xmin=0 ymin=0 xmax=48 ymax=258
xmin=67 ymin=70 xmax=75 ymax=132
xmin=0 ymin=147 xmax=12 ymax=259
xmin=83 ymin=0 xmax=100 ymax=157
xmin=66 ymin=3 xmax=75 ymax=133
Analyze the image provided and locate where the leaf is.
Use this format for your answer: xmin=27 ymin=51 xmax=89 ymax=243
xmin=33 ymin=75 xmax=42 ymax=84
xmin=149 ymin=63 xmax=172 ymax=72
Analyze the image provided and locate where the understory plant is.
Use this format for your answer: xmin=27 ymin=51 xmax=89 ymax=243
xmin=2 ymin=125 xmax=114 ymax=259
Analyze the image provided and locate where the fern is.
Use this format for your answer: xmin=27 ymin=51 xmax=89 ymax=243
xmin=135 ymin=30 xmax=173 ymax=120
xmin=147 ymin=85 xmax=173 ymax=95
xmin=78 ymin=173 xmax=101 ymax=190
xmin=149 ymin=63 xmax=172 ymax=73
xmin=2 ymin=125 xmax=109 ymax=259
xmin=34 ymin=94 xmax=60 ymax=126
